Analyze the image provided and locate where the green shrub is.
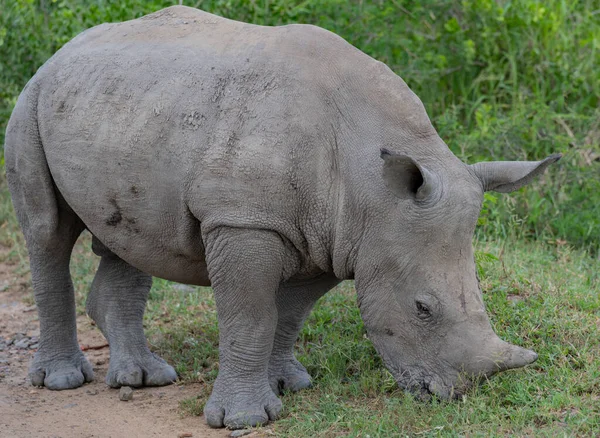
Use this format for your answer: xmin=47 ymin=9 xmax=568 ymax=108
xmin=1 ymin=0 xmax=597 ymax=251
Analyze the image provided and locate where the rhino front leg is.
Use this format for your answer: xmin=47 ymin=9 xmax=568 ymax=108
xmin=86 ymin=237 xmax=177 ymax=388
xmin=203 ymin=227 xmax=288 ymax=429
xmin=269 ymin=274 xmax=340 ymax=394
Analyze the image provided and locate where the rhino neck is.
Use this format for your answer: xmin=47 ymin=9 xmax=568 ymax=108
xmin=304 ymin=56 xmax=462 ymax=280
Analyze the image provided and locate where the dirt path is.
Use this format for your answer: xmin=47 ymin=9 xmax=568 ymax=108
xmin=0 ymin=248 xmax=235 ymax=438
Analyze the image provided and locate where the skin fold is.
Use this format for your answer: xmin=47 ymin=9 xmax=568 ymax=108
xmin=4 ymin=6 xmax=560 ymax=429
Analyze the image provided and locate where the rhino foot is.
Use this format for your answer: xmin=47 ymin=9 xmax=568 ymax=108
xmin=269 ymin=354 xmax=312 ymax=395
xmin=204 ymin=380 xmax=282 ymax=429
xmin=29 ymin=349 xmax=94 ymax=390
xmin=106 ymin=350 xmax=177 ymax=387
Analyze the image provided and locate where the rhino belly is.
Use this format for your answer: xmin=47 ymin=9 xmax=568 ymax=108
xmin=45 ymin=145 xmax=210 ymax=286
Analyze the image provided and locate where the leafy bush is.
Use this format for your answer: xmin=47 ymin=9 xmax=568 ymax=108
xmin=1 ymin=0 xmax=597 ymax=251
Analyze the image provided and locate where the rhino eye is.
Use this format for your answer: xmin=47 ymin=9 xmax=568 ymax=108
xmin=416 ymin=301 xmax=432 ymax=319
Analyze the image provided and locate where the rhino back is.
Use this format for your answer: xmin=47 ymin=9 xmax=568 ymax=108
xmin=31 ymin=6 xmax=373 ymax=283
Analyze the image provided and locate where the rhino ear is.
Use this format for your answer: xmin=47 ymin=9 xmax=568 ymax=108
xmin=380 ymin=148 xmax=439 ymax=202
xmin=470 ymin=154 xmax=562 ymax=193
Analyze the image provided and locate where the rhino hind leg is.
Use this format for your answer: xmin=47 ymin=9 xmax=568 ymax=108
xmin=5 ymin=95 xmax=93 ymax=389
xmin=269 ymin=275 xmax=340 ymax=394
xmin=24 ymin=218 xmax=94 ymax=390
xmin=203 ymin=227 xmax=287 ymax=429
xmin=86 ymin=237 xmax=177 ymax=387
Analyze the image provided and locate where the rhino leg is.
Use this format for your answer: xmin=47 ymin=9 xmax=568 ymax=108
xmin=5 ymin=100 xmax=94 ymax=390
xmin=86 ymin=237 xmax=177 ymax=388
xmin=203 ymin=227 xmax=286 ymax=429
xmin=25 ymin=221 xmax=94 ymax=390
xmin=269 ymin=274 xmax=340 ymax=394
xmin=12 ymin=194 xmax=92 ymax=389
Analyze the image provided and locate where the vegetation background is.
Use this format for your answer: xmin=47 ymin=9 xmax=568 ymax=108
xmin=0 ymin=0 xmax=598 ymax=436
xmin=1 ymin=0 xmax=599 ymax=250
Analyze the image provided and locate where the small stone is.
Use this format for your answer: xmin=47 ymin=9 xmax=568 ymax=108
xmin=29 ymin=343 xmax=39 ymax=350
xmin=178 ymin=433 xmax=193 ymax=438
xmin=63 ymin=403 xmax=77 ymax=408
xmin=86 ymin=389 xmax=99 ymax=395
xmin=14 ymin=339 xmax=30 ymax=349
xmin=119 ymin=386 xmax=133 ymax=401
xmin=230 ymin=430 xmax=253 ymax=437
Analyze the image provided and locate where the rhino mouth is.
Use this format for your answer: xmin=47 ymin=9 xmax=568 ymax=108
xmin=394 ymin=368 xmax=470 ymax=401
xmin=419 ymin=380 xmax=467 ymax=401
xmin=370 ymin=338 xmax=470 ymax=401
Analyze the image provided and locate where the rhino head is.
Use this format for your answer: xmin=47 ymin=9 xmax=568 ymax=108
xmin=354 ymin=148 xmax=561 ymax=399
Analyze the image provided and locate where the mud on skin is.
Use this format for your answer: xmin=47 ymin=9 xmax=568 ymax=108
xmin=4 ymin=5 xmax=557 ymax=429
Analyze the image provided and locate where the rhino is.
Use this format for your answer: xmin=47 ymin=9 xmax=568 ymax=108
xmin=4 ymin=6 xmax=559 ymax=429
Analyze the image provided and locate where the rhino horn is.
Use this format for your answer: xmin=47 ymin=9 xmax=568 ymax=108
xmin=470 ymin=337 xmax=538 ymax=376
xmin=495 ymin=341 xmax=538 ymax=371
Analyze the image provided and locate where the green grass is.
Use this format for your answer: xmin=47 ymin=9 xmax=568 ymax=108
xmin=1 ymin=175 xmax=599 ymax=436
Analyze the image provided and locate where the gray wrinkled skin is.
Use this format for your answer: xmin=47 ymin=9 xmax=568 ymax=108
xmin=4 ymin=6 xmax=560 ymax=429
